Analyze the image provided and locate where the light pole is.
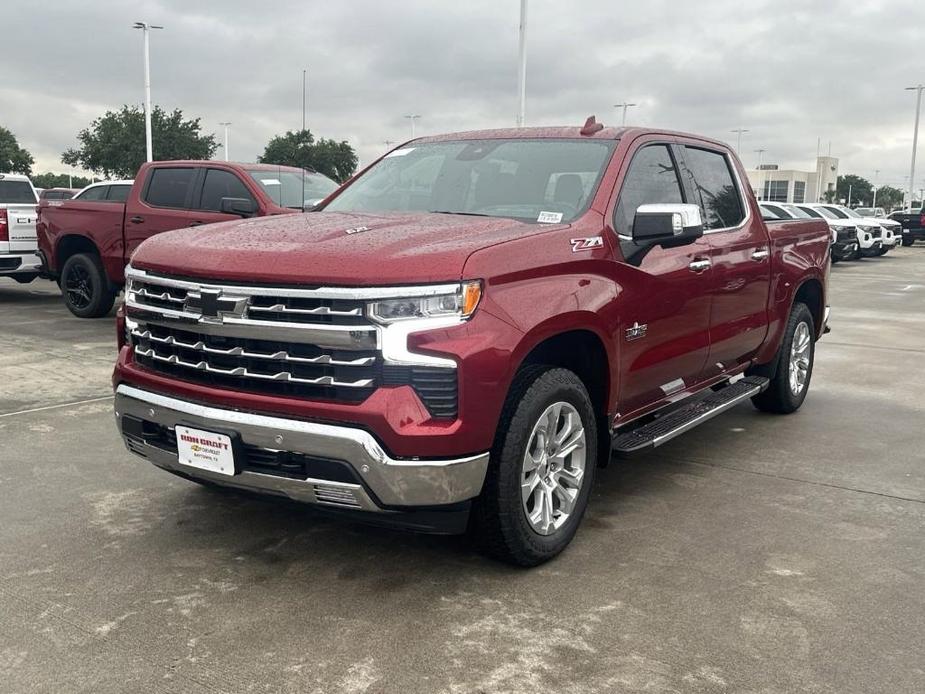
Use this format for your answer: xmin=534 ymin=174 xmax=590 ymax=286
xmin=516 ymin=0 xmax=527 ymax=126
xmin=614 ymin=102 xmax=637 ymax=126
xmin=905 ymin=85 xmax=924 ymax=212
xmin=219 ymin=122 xmax=232 ymax=161
xmin=872 ymin=169 xmax=880 ymax=208
xmin=384 ymin=140 xmax=396 ymax=150
xmin=302 ymin=69 xmax=307 ymax=132
xmin=133 ymin=22 xmax=163 ymax=162
xmin=754 ymin=148 xmax=766 ymax=200
xmin=404 ymin=114 xmax=421 ymax=139
xmin=731 ymin=128 xmax=749 ymax=153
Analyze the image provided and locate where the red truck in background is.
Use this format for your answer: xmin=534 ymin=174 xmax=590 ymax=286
xmin=36 ymin=160 xmax=338 ymax=317
xmin=113 ymin=122 xmax=831 ymax=566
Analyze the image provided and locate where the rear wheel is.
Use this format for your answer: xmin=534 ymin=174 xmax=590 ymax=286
xmin=472 ymin=366 xmax=597 ymax=566
xmin=902 ymin=236 xmax=915 ymax=247
xmin=60 ymin=253 xmax=116 ymax=318
xmin=752 ymin=302 xmax=815 ymax=414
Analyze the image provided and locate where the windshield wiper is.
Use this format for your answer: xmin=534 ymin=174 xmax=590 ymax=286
xmin=428 ymin=210 xmax=495 ymax=217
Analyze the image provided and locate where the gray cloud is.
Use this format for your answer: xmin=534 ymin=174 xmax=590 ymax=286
xmin=2 ymin=0 xmax=923 ymax=190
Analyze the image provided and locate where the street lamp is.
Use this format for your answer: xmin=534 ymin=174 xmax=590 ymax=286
xmin=731 ymin=128 xmax=749 ymax=153
xmin=516 ymin=0 xmax=527 ymax=126
xmin=132 ymin=21 xmax=163 ymax=163
xmin=219 ymin=122 xmax=232 ymax=161
xmin=754 ymin=148 xmax=767 ymax=200
xmin=404 ymin=114 xmax=421 ymax=139
xmin=872 ymin=169 xmax=880 ymax=208
xmin=905 ymin=85 xmax=924 ymax=212
xmin=614 ymin=102 xmax=637 ymax=126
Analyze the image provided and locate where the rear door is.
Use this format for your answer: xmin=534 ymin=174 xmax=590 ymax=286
xmin=0 ymin=178 xmax=39 ymax=253
xmin=682 ymin=145 xmax=770 ymax=375
xmin=610 ymin=140 xmax=714 ymax=416
xmin=123 ymin=166 xmax=199 ymax=259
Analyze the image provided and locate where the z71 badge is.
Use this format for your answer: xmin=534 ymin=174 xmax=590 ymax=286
xmin=570 ymin=237 xmax=604 ymax=252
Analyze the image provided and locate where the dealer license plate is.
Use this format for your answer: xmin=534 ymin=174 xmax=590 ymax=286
xmin=175 ymin=425 xmax=236 ymax=476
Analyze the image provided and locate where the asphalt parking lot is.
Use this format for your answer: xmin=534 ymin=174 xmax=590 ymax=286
xmin=1 ymin=250 xmax=924 ymax=694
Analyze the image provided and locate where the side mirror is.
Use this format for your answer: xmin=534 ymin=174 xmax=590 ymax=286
xmin=632 ymin=203 xmax=704 ymax=246
xmin=220 ymin=197 xmax=258 ymax=217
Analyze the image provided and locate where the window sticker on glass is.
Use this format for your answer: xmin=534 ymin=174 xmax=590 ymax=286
xmin=537 ymin=211 xmax=563 ymax=224
xmin=385 ymin=148 xmax=415 ymax=158
xmin=260 ymin=178 xmax=281 ymax=185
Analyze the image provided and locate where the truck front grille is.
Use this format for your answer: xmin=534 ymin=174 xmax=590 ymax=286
xmin=124 ymin=268 xmax=459 ymax=417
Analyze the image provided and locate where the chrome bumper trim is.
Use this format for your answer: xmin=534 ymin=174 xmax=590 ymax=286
xmin=113 ymin=384 xmax=489 ymax=508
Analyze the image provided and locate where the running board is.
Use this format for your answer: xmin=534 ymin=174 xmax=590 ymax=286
xmin=612 ymin=376 xmax=770 ymax=456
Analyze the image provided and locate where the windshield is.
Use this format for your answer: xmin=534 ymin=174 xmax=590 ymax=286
xmin=839 ymin=207 xmax=862 ymax=218
xmin=820 ymin=205 xmax=849 ymax=219
xmin=246 ymin=169 xmax=339 ymax=209
xmin=780 ymin=204 xmax=811 ymax=218
xmin=0 ymin=179 xmax=37 ymax=204
xmin=855 ymin=208 xmax=875 ymax=216
xmin=813 ymin=206 xmax=842 ymax=220
xmin=323 ymin=138 xmax=616 ymax=224
xmin=795 ymin=205 xmax=823 ymax=219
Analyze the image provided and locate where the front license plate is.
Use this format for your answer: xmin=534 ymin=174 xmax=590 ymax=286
xmin=175 ymin=425 xmax=236 ymax=476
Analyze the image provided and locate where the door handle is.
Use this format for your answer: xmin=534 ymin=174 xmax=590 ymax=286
xmin=751 ymin=248 xmax=770 ymax=261
xmin=129 ymin=216 xmax=145 ymax=224
xmin=688 ymin=258 xmax=711 ymax=273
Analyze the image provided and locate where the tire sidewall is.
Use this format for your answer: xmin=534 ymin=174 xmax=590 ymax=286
xmin=494 ymin=369 xmax=597 ymax=560
xmin=779 ymin=304 xmax=815 ymax=410
xmin=61 ymin=253 xmax=110 ymax=318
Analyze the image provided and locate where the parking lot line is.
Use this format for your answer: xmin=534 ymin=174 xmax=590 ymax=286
xmin=0 ymin=395 xmax=114 ymax=419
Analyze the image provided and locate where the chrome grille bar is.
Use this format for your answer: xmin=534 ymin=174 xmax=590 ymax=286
xmin=132 ymin=328 xmax=375 ymax=367
xmin=248 ymin=304 xmax=362 ymax=317
xmin=135 ymin=347 xmax=374 ymax=388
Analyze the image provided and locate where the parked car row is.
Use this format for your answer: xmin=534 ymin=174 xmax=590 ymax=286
xmin=759 ymin=201 xmax=905 ymax=261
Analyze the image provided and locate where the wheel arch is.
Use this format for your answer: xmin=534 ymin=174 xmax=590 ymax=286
xmin=792 ymin=277 xmax=825 ymax=339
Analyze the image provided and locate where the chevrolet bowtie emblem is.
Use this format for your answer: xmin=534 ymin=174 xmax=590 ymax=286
xmin=185 ymin=289 xmax=249 ymax=323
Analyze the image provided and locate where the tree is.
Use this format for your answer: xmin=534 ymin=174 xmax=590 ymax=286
xmin=31 ymin=172 xmax=92 ymax=189
xmin=259 ymin=129 xmax=357 ymax=183
xmin=0 ymin=126 xmax=34 ymax=175
xmin=870 ymin=185 xmax=903 ymax=211
xmin=62 ymin=105 xmax=217 ymax=179
xmin=835 ymin=174 xmax=873 ymax=206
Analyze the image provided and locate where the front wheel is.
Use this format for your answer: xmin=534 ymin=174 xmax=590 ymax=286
xmin=60 ymin=253 xmax=117 ymax=318
xmin=752 ymin=302 xmax=815 ymax=414
xmin=902 ymin=236 xmax=915 ymax=247
xmin=472 ymin=366 xmax=597 ymax=566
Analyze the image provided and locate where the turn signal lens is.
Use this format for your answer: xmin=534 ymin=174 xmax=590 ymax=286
xmin=461 ymin=280 xmax=482 ymax=318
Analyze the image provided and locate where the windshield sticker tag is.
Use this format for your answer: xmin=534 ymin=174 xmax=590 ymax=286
xmin=537 ymin=211 xmax=563 ymax=224
xmin=570 ymin=237 xmax=604 ymax=252
xmin=385 ymin=148 xmax=415 ymax=158
xmin=260 ymin=178 xmax=281 ymax=185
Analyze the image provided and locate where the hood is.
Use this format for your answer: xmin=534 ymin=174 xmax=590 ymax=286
xmin=130 ymin=211 xmax=565 ymax=285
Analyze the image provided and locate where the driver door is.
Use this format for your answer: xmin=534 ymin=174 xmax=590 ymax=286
xmin=609 ymin=141 xmax=714 ymax=418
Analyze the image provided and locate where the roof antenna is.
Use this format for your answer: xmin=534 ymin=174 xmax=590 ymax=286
xmin=580 ymin=115 xmax=604 ymax=136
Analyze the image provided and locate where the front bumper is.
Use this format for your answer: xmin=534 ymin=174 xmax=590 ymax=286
xmin=114 ymin=384 xmax=490 ymax=512
xmin=832 ymin=241 xmax=858 ymax=259
xmin=0 ymin=252 xmax=41 ymax=275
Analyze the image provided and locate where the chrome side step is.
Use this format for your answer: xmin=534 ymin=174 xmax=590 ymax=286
xmin=612 ymin=376 xmax=769 ymax=456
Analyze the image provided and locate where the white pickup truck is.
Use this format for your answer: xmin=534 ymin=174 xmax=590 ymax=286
xmin=0 ymin=173 xmax=40 ymax=283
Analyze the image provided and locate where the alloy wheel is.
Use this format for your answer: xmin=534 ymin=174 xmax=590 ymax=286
xmin=789 ymin=322 xmax=812 ymax=396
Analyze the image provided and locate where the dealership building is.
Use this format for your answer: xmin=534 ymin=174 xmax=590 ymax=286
xmin=744 ymin=156 xmax=839 ymax=203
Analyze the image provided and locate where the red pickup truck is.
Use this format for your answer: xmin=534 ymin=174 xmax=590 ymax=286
xmin=113 ymin=122 xmax=831 ymax=565
xmin=36 ymin=160 xmax=338 ymax=317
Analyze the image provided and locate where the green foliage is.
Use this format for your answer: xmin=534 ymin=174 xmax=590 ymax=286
xmin=31 ymin=172 xmax=93 ymax=189
xmin=62 ymin=105 xmax=217 ymax=179
xmin=835 ymin=174 xmax=872 ymax=205
xmin=871 ymin=185 xmax=904 ymax=210
xmin=258 ymin=129 xmax=357 ymax=183
xmin=0 ymin=126 xmax=34 ymax=175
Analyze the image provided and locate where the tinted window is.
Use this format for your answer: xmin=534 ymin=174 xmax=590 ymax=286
xmin=684 ymin=147 xmax=745 ymax=230
xmin=614 ymin=145 xmax=684 ymax=236
xmin=144 ymin=168 xmax=196 ymax=208
xmin=77 ymin=185 xmax=107 ymax=201
xmin=795 ymin=206 xmax=823 ymax=219
xmin=0 ymin=180 xmax=37 ymax=204
xmin=199 ymin=169 xmax=254 ymax=211
xmin=821 ymin=205 xmax=849 ymax=219
xmin=247 ymin=170 xmax=338 ymax=208
xmin=107 ymin=184 xmax=130 ymax=202
xmin=761 ymin=204 xmax=788 ymax=220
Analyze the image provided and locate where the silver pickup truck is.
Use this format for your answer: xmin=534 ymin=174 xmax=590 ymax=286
xmin=0 ymin=173 xmax=40 ymax=283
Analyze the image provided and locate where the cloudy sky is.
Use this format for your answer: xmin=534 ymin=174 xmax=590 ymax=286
xmin=3 ymin=0 xmax=924 ymax=190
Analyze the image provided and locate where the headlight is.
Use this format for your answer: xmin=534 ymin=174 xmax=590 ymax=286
xmin=369 ymin=281 xmax=482 ymax=324
xmin=832 ymin=225 xmax=849 ymax=232
xmin=859 ymin=225 xmax=876 ymax=232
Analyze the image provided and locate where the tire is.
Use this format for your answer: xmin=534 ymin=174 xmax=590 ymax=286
xmin=12 ymin=273 xmax=38 ymax=284
xmin=902 ymin=236 xmax=915 ymax=247
xmin=471 ymin=366 xmax=597 ymax=566
xmin=60 ymin=252 xmax=116 ymax=318
xmin=752 ymin=302 xmax=815 ymax=414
